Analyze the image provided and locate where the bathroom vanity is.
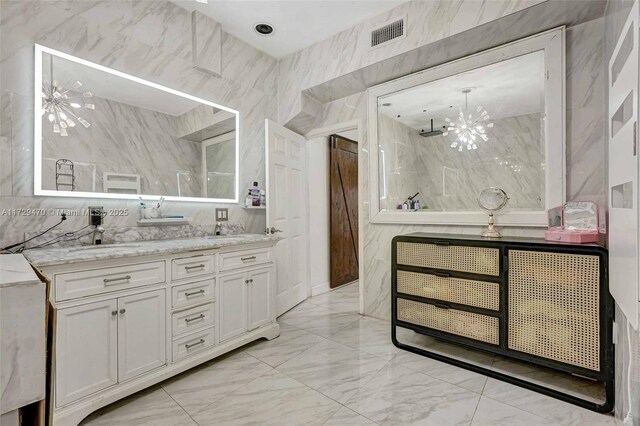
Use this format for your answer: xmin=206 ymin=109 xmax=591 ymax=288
xmin=391 ymin=233 xmax=614 ymax=413
xmin=24 ymin=235 xmax=279 ymax=426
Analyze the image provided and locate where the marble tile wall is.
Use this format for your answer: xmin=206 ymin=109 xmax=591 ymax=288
xmin=0 ymin=0 xmax=277 ymax=248
xmin=301 ymin=17 xmax=607 ymax=321
xmin=277 ymin=0 xmax=546 ymax=127
xmin=378 ymin=113 xmax=545 ymax=211
xmin=604 ymin=0 xmax=640 ymax=422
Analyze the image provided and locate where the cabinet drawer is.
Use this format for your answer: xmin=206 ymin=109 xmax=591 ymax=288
xmin=397 ymin=270 xmax=500 ymax=311
xmin=397 ymin=298 xmax=499 ymax=345
xmin=172 ymin=327 xmax=215 ymax=361
xmin=171 ymin=255 xmax=215 ymax=281
xmin=55 ymin=261 xmax=165 ymax=302
xmin=397 ymin=242 xmax=499 ymax=276
xmin=171 ymin=279 xmax=214 ymax=309
xmin=172 ymin=303 xmax=215 ymax=337
xmin=219 ymin=248 xmax=271 ymax=272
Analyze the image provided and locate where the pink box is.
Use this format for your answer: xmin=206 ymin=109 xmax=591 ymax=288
xmin=545 ymin=201 xmax=601 ymax=244
xmin=544 ymin=229 xmax=600 ymax=243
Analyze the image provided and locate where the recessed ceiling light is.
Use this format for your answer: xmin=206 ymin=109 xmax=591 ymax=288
xmin=255 ymin=23 xmax=274 ymax=36
xmin=195 ymin=0 xmax=208 ymax=4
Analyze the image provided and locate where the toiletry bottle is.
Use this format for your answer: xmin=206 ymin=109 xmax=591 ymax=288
xmin=245 ymin=191 xmax=253 ymax=208
xmin=260 ymin=189 xmax=266 ymax=206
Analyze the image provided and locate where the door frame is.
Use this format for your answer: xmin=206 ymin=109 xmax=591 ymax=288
xmin=305 ymin=119 xmax=365 ymax=314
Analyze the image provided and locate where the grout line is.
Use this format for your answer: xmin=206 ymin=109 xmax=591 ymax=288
xmin=160 ymin=386 xmax=200 ymax=426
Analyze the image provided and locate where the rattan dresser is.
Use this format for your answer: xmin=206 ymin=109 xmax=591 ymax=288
xmin=391 ymin=233 xmax=613 ymax=413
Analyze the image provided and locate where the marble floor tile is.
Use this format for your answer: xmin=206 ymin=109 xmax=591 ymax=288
xmin=482 ymin=378 xmax=616 ymax=425
xmin=279 ymin=301 xmax=362 ymax=338
xmin=191 ymin=370 xmax=342 ymax=426
xmin=398 ymin=329 xmax=496 ymax=369
xmin=392 ymin=350 xmax=488 ymax=394
xmin=345 ymin=362 xmax=481 ymax=426
xmin=244 ymin=322 xmax=326 ymax=367
xmin=79 ymin=386 xmax=192 ymax=426
xmin=306 ymin=283 xmax=360 ymax=313
xmin=470 ymin=396 xmax=555 ymax=425
xmin=161 ymin=350 xmax=274 ymax=415
xmin=323 ymin=406 xmax=379 ymax=425
xmin=277 ymin=339 xmax=390 ymax=403
xmin=327 ymin=316 xmax=402 ymax=360
xmin=490 ymin=356 xmax=606 ymax=403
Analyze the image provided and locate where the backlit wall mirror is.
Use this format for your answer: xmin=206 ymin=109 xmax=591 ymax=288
xmin=34 ymin=44 xmax=239 ymax=203
xmin=367 ymin=29 xmax=565 ymax=226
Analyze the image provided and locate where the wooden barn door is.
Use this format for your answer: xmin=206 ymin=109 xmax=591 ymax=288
xmin=329 ymin=134 xmax=358 ymax=288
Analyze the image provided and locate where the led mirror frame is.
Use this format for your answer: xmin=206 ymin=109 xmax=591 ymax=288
xmin=34 ymin=44 xmax=240 ymax=203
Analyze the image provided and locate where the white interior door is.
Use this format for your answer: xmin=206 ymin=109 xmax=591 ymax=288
xmin=265 ymin=119 xmax=309 ymax=316
xmin=608 ymin=0 xmax=639 ymax=329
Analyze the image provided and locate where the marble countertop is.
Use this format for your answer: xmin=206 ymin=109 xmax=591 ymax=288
xmin=23 ymin=234 xmax=279 ymax=268
xmin=0 ymin=254 xmax=42 ymax=288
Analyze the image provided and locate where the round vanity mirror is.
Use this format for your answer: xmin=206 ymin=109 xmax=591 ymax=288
xmin=477 ymin=187 xmax=509 ymax=238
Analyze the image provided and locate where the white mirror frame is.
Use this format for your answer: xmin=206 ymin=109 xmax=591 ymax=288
xmin=367 ymin=28 xmax=566 ymax=226
xmin=34 ymin=44 xmax=240 ymax=203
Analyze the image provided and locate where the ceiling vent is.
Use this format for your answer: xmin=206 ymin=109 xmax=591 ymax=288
xmin=370 ymin=16 xmax=406 ymax=48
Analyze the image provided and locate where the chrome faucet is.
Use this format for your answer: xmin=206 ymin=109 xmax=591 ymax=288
xmin=92 ymin=225 xmax=105 ymax=245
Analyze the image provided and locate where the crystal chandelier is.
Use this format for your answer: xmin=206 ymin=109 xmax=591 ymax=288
xmin=42 ymin=58 xmax=94 ymax=137
xmin=443 ymin=89 xmax=493 ymax=152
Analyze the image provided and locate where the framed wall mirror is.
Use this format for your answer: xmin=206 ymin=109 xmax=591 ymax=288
xmin=367 ymin=28 xmax=565 ymax=226
xmin=34 ymin=44 xmax=239 ymax=203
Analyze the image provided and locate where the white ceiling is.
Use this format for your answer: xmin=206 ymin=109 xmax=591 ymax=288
xmin=174 ymin=0 xmax=407 ymax=58
xmin=379 ymin=51 xmax=545 ymax=131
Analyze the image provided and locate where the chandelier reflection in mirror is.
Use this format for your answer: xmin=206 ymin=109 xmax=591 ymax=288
xmin=443 ymin=88 xmax=493 ymax=152
xmin=42 ymin=57 xmax=94 ymax=137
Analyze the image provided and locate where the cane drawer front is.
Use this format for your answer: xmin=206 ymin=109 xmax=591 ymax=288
xmin=396 ymin=242 xmax=500 ymax=276
xmin=397 ymin=298 xmax=499 ymax=345
xmin=508 ymin=250 xmax=601 ymax=371
xmin=397 ymin=270 xmax=500 ymax=311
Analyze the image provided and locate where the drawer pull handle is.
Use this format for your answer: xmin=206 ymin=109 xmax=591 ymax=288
xmin=433 ymin=272 xmax=451 ymax=278
xmin=185 ymin=339 xmax=205 ymax=349
xmin=111 ymin=310 xmax=118 ymax=316
xmin=103 ymin=275 xmax=131 ymax=284
xmin=119 ymin=308 xmax=126 ymax=314
xmin=185 ymin=264 xmax=205 ymax=271
xmin=433 ymin=302 xmax=450 ymax=310
xmin=241 ymin=256 xmax=257 ymax=261
xmin=185 ymin=314 xmax=205 ymax=323
xmin=185 ymin=289 xmax=205 ymax=297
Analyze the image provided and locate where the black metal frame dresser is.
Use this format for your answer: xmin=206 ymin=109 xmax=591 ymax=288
xmin=391 ymin=233 xmax=614 ymax=413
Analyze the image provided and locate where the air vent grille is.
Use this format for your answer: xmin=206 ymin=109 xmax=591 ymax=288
xmin=371 ymin=18 xmax=404 ymax=47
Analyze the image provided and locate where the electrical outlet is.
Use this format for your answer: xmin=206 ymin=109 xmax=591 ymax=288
xmin=215 ymin=208 xmax=228 ymax=221
xmin=88 ymin=206 xmax=104 ymax=226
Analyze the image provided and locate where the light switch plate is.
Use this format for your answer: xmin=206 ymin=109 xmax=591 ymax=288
xmin=215 ymin=208 xmax=228 ymax=221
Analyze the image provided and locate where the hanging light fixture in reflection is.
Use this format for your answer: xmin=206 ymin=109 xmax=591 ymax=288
xmin=42 ymin=57 xmax=94 ymax=137
xmin=443 ymin=88 xmax=493 ymax=152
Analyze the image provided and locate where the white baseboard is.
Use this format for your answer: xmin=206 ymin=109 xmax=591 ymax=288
xmin=310 ymin=281 xmax=331 ymax=296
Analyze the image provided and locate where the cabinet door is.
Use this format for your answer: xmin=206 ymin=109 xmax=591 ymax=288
xmin=248 ymin=267 xmax=273 ymax=330
xmin=117 ymin=290 xmax=166 ymax=381
xmin=218 ymin=272 xmax=247 ymax=342
xmin=56 ymin=299 xmax=117 ymax=407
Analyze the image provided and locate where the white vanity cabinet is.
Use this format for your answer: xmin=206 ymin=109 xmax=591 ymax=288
xmin=55 ymin=299 xmax=118 ymax=407
xmin=219 ymin=266 xmax=273 ymax=342
xmin=32 ymin=239 xmax=280 ymax=426
xmin=116 ymin=290 xmax=166 ymax=381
